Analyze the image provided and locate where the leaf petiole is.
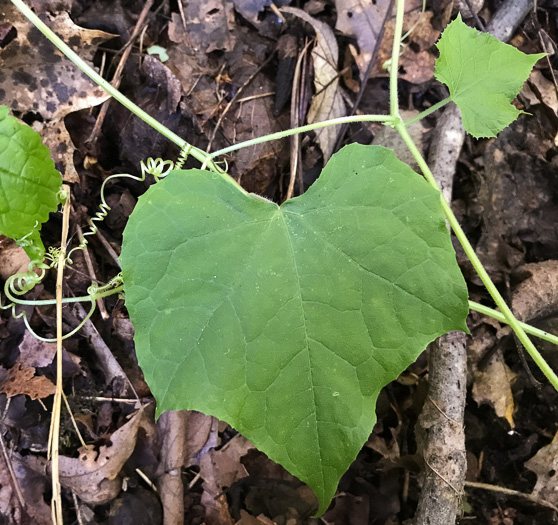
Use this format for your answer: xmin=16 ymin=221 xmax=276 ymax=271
xmin=469 ymin=301 xmax=558 ymax=347
xmin=204 ymin=114 xmax=397 ymax=168
xmin=404 ymin=97 xmax=452 ymax=126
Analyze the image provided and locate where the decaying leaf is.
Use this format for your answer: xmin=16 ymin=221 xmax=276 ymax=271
xmin=335 ymin=0 xmax=392 ymax=76
xmin=185 ymin=411 xmax=214 ymax=463
xmin=372 ymin=109 xmax=425 ymax=170
xmin=0 ymin=0 xmax=112 ymax=119
xmin=38 ymin=119 xmax=80 ymax=183
xmin=0 ymin=243 xmax=30 ymax=280
xmin=208 ymin=30 xmax=289 ymax=194
xmin=236 ymin=511 xmax=276 ymax=525
xmin=56 ymin=408 xmax=145 ymax=505
xmin=468 ymin=326 xmax=515 ymax=427
xmin=375 ymin=10 xmax=441 ymax=84
xmin=200 ymin=447 xmax=235 ymax=525
xmin=0 ymin=363 xmax=56 ymax=400
xmin=231 ymin=0 xmax=272 ymax=24
xmin=472 ymin=356 xmax=516 ymax=428
xmin=208 ymin=434 xmax=253 ymax=488
xmin=1 ymin=452 xmax=52 ymax=525
xmin=526 ymin=432 xmax=558 ymax=506
xmin=282 ymin=6 xmax=346 ymax=161
xmin=17 ymin=331 xmax=56 ymax=368
xmin=512 ymin=260 xmax=558 ymax=321
xmin=0 ymin=0 xmax=111 ymax=188
xmin=177 ymin=0 xmax=236 ymax=60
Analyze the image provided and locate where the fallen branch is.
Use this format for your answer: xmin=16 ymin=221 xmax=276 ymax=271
xmin=413 ymin=0 xmax=534 ymax=523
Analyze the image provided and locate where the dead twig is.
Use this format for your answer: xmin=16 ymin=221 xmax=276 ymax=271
xmin=465 ymin=481 xmax=558 ymax=513
xmin=332 ymin=0 xmax=396 ymax=153
xmin=64 ymin=301 xmax=138 ymax=399
xmin=87 ymin=0 xmax=155 ymax=146
xmin=157 ymin=411 xmax=188 ymax=525
xmin=413 ymin=0 xmax=535 ymax=523
xmin=0 ymin=431 xmax=26 ymax=511
xmin=49 ymin=184 xmax=71 ymax=525
xmin=285 ymin=40 xmax=313 ymax=201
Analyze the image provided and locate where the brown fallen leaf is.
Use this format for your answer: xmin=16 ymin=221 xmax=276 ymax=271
xmin=512 ymin=261 xmax=558 ymax=321
xmin=209 ymin=434 xmax=253 ymax=489
xmin=282 ymin=6 xmax=346 ymax=161
xmin=335 ymin=0 xmax=392 ymax=76
xmin=235 ymin=510 xmax=276 ymax=525
xmin=17 ymin=331 xmax=57 ymax=369
xmin=372 ymin=109 xmax=425 ymax=170
xmin=185 ymin=410 xmax=214 ymax=464
xmin=375 ymin=8 xmax=440 ymax=84
xmin=0 ymin=243 xmax=31 ymax=281
xmin=0 ymin=0 xmax=112 ymax=119
xmin=231 ymin=0 xmax=272 ymax=25
xmin=0 ymin=363 xmax=56 ymax=400
xmin=472 ymin=356 xmax=516 ymax=428
xmin=526 ymin=432 xmax=558 ymax=506
xmin=468 ymin=326 xmax=515 ymax=427
xmin=55 ymin=408 xmax=146 ymax=505
xmin=1 ymin=451 xmax=52 ymax=525
xmin=37 ymin=119 xmax=80 ymax=183
xmin=209 ymin=30 xmax=289 ymax=195
xmin=177 ymin=0 xmax=236 ymax=61
xmin=200 ymin=449 xmax=235 ymax=525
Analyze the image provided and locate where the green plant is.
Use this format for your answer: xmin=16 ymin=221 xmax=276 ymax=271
xmin=2 ymin=0 xmax=558 ymax=516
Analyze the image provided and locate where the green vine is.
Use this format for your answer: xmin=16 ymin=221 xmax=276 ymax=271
xmin=6 ymin=0 xmax=558 ymax=380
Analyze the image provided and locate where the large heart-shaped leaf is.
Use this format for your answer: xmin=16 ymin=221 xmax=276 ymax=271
xmin=435 ymin=15 xmax=545 ymax=138
xmin=120 ymin=144 xmax=469 ymax=513
xmin=0 ymin=105 xmax=62 ymax=260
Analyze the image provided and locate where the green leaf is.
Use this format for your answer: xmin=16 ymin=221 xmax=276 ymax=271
xmin=120 ymin=144 xmax=469 ymax=514
xmin=0 ymin=105 xmax=62 ymax=260
xmin=435 ymin=15 xmax=545 ymax=138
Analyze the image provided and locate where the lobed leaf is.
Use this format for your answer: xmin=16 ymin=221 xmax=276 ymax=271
xmin=0 ymin=106 xmax=62 ymax=260
xmin=120 ymin=144 xmax=469 ymax=514
xmin=435 ymin=15 xmax=545 ymax=138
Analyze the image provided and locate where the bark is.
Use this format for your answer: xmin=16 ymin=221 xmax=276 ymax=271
xmin=157 ymin=410 xmax=189 ymax=525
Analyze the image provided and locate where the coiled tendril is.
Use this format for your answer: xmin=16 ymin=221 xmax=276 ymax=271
xmin=2 ymin=145 xmax=193 ymax=341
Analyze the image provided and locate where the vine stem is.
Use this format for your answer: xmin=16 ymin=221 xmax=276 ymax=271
xmin=205 ymin=115 xmax=396 ymax=167
xmin=11 ymin=0 xmax=558 ymax=388
xmin=390 ymin=0 xmax=406 ymax=116
xmin=395 ymin=121 xmax=558 ymax=390
xmin=9 ymin=0 xmax=213 ymax=169
xmin=468 ymin=301 xmax=558 ymax=346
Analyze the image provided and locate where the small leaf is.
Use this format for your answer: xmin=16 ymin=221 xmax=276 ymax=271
xmin=435 ymin=15 xmax=545 ymax=138
xmin=120 ymin=144 xmax=469 ymax=514
xmin=0 ymin=105 xmax=62 ymax=260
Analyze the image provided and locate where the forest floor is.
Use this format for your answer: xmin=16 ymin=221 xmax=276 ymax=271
xmin=1 ymin=0 xmax=558 ymax=523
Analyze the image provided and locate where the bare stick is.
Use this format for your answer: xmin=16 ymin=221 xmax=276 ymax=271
xmin=50 ymin=184 xmax=71 ymax=525
xmin=464 ymin=481 xmax=558 ymax=513
xmin=413 ymin=0 xmax=534 ymax=523
xmin=87 ymin=0 xmax=155 ymax=145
